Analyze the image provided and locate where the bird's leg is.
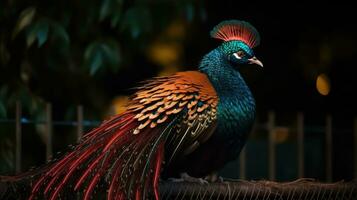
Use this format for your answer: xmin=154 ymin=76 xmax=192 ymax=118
xmin=168 ymin=172 xmax=208 ymax=184
xmin=204 ymin=172 xmax=224 ymax=183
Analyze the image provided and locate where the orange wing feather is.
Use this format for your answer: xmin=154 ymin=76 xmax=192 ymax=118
xmin=128 ymin=71 xmax=218 ymax=136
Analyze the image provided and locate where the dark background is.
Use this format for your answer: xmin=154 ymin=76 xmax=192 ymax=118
xmin=201 ymin=2 xmax=356 ymax=114
xmin=0 ymin=1 xmax=356 ymax=181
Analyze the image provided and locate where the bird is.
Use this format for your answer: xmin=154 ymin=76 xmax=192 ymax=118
xmin=5 ymin=19 xmax=263 ymax=200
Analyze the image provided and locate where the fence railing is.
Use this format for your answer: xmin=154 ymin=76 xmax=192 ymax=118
xmin=1 ymin=102 xmax=357 ymax=181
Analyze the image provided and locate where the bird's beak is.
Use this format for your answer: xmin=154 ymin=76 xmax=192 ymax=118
xmin=248 ymin=57 xmax=263 ymax=67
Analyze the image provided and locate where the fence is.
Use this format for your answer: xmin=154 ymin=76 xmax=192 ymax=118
xmin=1 ymin=102 xmax=357 ymax=181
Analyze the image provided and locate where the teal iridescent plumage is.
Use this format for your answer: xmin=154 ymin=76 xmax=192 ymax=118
xmin=220 ymin=41 xmax=254 ymax=58
xmin=201 ymin=20 xmax=259 ymax=138
xmin=164 ymin=20 xmax=262 ymax=178
xmin=199 ymin=45 xmax=256 ymax=138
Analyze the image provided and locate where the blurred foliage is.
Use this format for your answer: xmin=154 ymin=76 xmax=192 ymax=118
xmin=0 ymin=0 xmax=205 ymax=119
xmin=0 ymin=0 xmax=206 ymax=173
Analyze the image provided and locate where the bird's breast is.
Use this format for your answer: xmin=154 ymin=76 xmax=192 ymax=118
xmin=216 ymin=95 xmax=256 ymax=139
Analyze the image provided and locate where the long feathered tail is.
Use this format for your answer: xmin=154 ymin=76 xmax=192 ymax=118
xmin=10 ymin=111 xmax=175 ymax=200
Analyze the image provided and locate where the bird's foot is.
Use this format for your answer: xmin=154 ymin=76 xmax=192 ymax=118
xmin=204 ymin=172 xmax=224 ymax=183
xmin=168 ymin=172 xmax=208 ymax=184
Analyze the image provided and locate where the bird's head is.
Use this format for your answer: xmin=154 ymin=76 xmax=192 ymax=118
xmin=210 ymin=20 xmax=263 ymax=68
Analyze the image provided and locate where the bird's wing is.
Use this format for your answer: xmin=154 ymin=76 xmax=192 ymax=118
xmin=28 ymin=71 xmax=218 ymax=200
xmin=127 ymin=71 xmax=219 ymax=162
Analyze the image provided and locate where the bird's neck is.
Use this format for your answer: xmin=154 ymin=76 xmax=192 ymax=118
xmin=199 ymin=49 xmax=256 ymax=138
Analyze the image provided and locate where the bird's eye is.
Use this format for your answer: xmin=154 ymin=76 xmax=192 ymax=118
xmin=233 ymin=51 xmax=245 ymax=59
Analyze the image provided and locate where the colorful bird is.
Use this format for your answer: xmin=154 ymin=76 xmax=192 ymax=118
xmin=16 ymin=20 xmax=263 ymax=200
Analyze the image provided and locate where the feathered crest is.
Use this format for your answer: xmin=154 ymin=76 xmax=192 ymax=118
xmin=210 ymin=20 xmax=261 ymax=48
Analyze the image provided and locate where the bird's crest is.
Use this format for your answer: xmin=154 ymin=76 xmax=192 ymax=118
xmin=210 ymin=20 xmax=260 ymax=48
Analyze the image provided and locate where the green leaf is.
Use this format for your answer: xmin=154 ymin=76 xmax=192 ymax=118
xmin=85 ymin=42 xmax=103 ymax=75
xmin=0 ymin=100 xmax=7 ymax=118
xmin=84 ymin=40 xmax=121 ymax=75
xmin=100 ymin=0 xmax=123 ymax=27
xmin=122 ymin=7 xmax=152 ymax=38
xmin=26 ymin=20 xmax=49 ymax=47
xmin=52 ymin=22 xmax=70 ymax=44
xmin=37 ymin=23 xmax=49 ymax=47
xmin=84 ymin=42 xmax=97 ymax=62
xmin=12 ymin=7 xmax=36 ymax=39
xmin=26 ymin=26 xmax=37 ymax=47
xmin=89 ymin=52 xmax=103 ymax=75
xmin=100 ymin=0 xmax=111 ymax=21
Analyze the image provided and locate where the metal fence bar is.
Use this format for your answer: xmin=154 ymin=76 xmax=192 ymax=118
xmin=240 ymin=121 xmax=257 ymax=179
xmin=239 ymin=146 xmax=246 ymax=179
xmin=268 ymin=111 xmax=276 ymax=181
xmin=354 ymin=117 xmax=357 ymax=179
xmin=2 ymin=104 xmax=356 ymax=182
xmin=46 ymin=103 xmax=53 ymax=160
xmin=297 ymin=112 xmax=304 ymax=178
xmin=15 ymin=101 xmax=22 ymax=173
xmin=326 ymin=114 xmax=333 ymax=182
xmin=77 ymin=105 xmax=83 ymax=142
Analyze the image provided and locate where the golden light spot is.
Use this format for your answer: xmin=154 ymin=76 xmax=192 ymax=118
xmin=274 ymin=127 xmax=289 ymax=143
xmin=112 ymin=96 xmax=129 ymax=114
xmin=316 ymin=74 xmax=330 ymax=96
xmin=148 ymin=42 xmax=180 ymax=66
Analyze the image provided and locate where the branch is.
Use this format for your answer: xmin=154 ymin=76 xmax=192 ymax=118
xmin=1 ymin=178 xmax=356 ymax=199
xmin=159 ymin=179 xmax=357 ymax=200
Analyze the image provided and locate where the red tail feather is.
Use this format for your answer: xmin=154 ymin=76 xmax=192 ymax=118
xmin=153 ymin=143 xmax=165 ymax=200
xmin=27 ymin=112 xmax=169 ymax=200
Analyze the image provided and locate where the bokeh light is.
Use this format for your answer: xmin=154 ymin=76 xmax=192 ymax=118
xmin=316 ymin=73 xmax=330 ymax=96
xmin=111 ymin=96 xmax=129 ymax=114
